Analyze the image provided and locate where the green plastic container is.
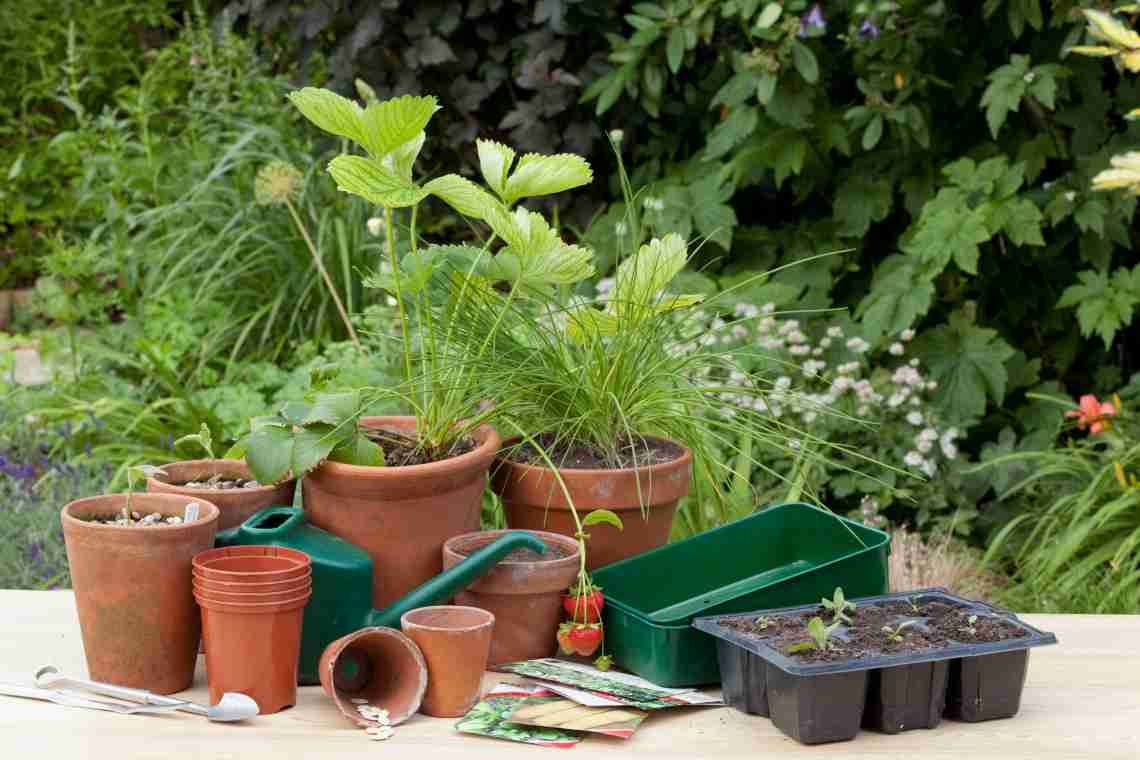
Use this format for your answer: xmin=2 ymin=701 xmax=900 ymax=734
xmin=592 ymin=502 xmax=889 ymax=687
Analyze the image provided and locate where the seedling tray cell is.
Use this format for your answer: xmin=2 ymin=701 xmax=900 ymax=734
xmin=693 ymin=589 xmax=1057 ymax=745
xmin=593 ymin=502 xmax=889 ymax=687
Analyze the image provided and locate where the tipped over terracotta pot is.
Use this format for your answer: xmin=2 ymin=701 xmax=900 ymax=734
xmin=148 ymin=459 xmax=295 ymax=531
xmin=303 ymin=416 xmax=500 ymax=609
xmin=443 ymin=530 xmax=579 ymax=664
xmin=492 ymin=437 xmax=692 ymax=569
xmin=62 ymin=493 xmax=220 ymax=693
xmin=319 ymin=627 xmax=428 ymax=727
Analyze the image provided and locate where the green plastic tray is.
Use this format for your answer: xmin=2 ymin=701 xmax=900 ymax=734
xmin=592 ymin=502 xmax=889 ymax=687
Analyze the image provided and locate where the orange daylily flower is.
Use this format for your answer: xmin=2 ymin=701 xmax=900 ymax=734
xmin=1065 ymin=394 xmax=1117 ymax=434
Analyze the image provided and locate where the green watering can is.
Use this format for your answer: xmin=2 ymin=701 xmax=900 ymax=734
xmin=215 ymin=505 xmax=545 ymax=686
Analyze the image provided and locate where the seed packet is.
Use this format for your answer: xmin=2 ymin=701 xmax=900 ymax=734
xmin=495 ymin=658 xmax=724 ymax=710
xmin=455 ymin=684 xmax=581 ymax=748
xmin=507 ymin=696 xmax=648 ymax=739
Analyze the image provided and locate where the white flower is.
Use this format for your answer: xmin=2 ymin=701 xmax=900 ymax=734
xmin=734 ymin=303 xmax=759 ymax=319
xmin=819 ymin=337 xmax=832 ymax=349
xmin=596 ymin=277 xmax=616 ymax=295
xmin=1023 ymin=71 xmax=1036 ymax=83
xmin=802 ymin=360 xmax=826 ymax=376
xmin=941 ymin=442 xmax=958 ymax=460
xmin=887 ymin=392 xmax=907 ymax=408
xmin=906 ymin=411 xmax=923 ymax=426
xmin=642 ymin=196 xmax=665 ymax=211
xmin=846 ymin=337 xmax=871 ymax=353
xmin=900 ymin=328 xmax=916 ymax=341
xmin=812 ymin=346 xmax=823 ymax=356
xmin=803 ymin=411 xmax=818 ymax=423
xmin=789 ymin=344 xmax=811 ymax=355
xmin=1064 ymin=191 xmax=1076 ymax=202
xmin=775 ymin=376 xmax=792 ymax=389
xmin=777 ymin=320 xmax=800 ymax=336
xmin=909 ymin=358 xmax=920 ymax=367
xmin=827 ymin=325 xmax=843 ymax=338
xmin=921 ymin=459 xmax=937 ymax=477
xmin=903 ymin=451 xmax=924 ymax=467
xmin=857 ymin=405 xmax=869 ymax=417
xmin=919 ymin=427 xmax=938 ymax=442
xmin=926 ymin=380 xmax=938 ymax=391
xmin=366 ymin=217 xmax=385 ymax=237
xmin=916 ymin=437 xmax=934 ymax=454
xmin=939 ymin=428 xmax=959 ymax=459
xmin=731 ymin=324 xmax=748 ymax=339
xmin=789 ymin=439 xmax=801 ymax=450
xmin=608 ymin=129 xmax=624 ymax=144
xmin=889 ymin=342 xmax=904 ymax=356
xmin=787 ymin=330 xmax=807 ymax=344
xmin=760 ymin=302 xmax=776 ymax=316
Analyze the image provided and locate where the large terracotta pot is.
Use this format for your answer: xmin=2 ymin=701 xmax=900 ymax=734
xmin=61 ymin=493 xmax=220 ymax=693
xmin=303 ymin=416 xmax=500 ymax=610
xmin=148 ymin=459 xmax=295 ymax=531
xmin=492 ymin=438 xmax=692 ymax=570
xmin=442 ymin=529 xmax=579 ymax=664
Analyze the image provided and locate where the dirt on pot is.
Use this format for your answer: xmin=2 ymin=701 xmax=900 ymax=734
xmin=455 ymin=540 xmax=573 ymax=563
xmin=505 ymin=433 xmax=684 ymax=470
xmin=363 ymin=427 xmax=476 ymax=467
xmin=84 ymin=503 xmax=208 ymax=527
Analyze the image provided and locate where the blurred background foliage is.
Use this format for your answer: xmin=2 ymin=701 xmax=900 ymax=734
xmin=1 ymin=0 xmax=1138 ymax=612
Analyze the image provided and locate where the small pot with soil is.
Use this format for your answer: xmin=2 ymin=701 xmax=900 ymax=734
xmin=442 ymin=529 xmax=580 ymax=664
xmin=147 ymin=459 xmax=295 ymax=531
xmin=61 ymin=493 xmax=220 ymax=693
xmin=492 ymin=434 xmax=691 ymax=570
xmin=694 ymin=589 xmax=1057 ymax=745
xmin=303 ymin=416 xmax=501 ymax=610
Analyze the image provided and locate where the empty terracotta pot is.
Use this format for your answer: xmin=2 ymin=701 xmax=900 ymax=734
xmin=319 ymin=627 xmax=428 ymax=727
xmin=400 ymin=605 xmax=495 ymax=717
xmin=493 ymin=438 xmax=692 ymax=569
xmin=442 ymin=530 xmax=579 ymax=664
xmin=303 ymin=416 xmax=500 ymax=610
xmin=196 ymin=588 xmax=311 ymax=715
xmin=192 ymin=545 xmax=311 ymax=582
xmin=148 ymin=459 xmax=296 ymax=530
xmin=61 ymin=493 xmax=220 ymax=693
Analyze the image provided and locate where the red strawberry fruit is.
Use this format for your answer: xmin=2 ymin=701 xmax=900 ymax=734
xmin=563 ymin=589 xmax=605 ymax=623
xmin=567 ymin=624 xmax=603 ymax=657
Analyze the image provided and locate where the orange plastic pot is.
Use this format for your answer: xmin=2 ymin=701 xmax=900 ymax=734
xmin=193 ymin=574 xmax=312 ymax=595
xmin=442 ymin=530 xmax=579 ymax=664
xmin=192 ymin=546 xmax=311 ymax=582
xmin=196 ymin=589 xmax=311 ymax=715
xmin=193 ymin=579 xmax=312 ymax=604
xmin=319 ymin=627 xmax=428 ymax=727
xmin=303 ymin=416 xmax=500 ymax=610
xmin=61 ymin=494 xmax=220 ymax=693
xmin=400 ymin=606 xmax=494 ymax=717
xmin=492 ymin=437 xmax=692 ymax=570
xmin=148 ymin=459 xmax=296 ymax=531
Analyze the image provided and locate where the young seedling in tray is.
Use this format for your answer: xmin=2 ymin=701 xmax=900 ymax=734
xmin=821 ymin=587 xmax=856 ymax=624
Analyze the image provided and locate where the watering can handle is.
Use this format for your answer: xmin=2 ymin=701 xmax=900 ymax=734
xmin=215 ymin=506 xmax=306 ymax=546
xmin=366 ymin=531 xmax=548 ymax=628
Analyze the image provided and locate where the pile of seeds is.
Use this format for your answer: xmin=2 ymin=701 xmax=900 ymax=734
xmin=351 ymin=698 xmax=394 ymax=741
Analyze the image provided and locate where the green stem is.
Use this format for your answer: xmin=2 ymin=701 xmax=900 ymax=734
xmin=284 ymin=198 xmax=361 ymax=350
xmin=386 ymin=206 xmax=414 ymax=386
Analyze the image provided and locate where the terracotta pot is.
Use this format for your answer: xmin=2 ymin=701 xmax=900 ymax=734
xmin=192 ymin=546 xmax=311 ymax=582
xmin=148 ymin=459 xmax=296 ymax=531
xmin=492 ymin=438 xmax=692 ymax=570
xmin=61 ymin=493 xmax=220 ymax=694
xmin=193 ymin=579 xmax=312 ymax=603
xmin=193 ymin=574 xmax=312 ymax=594
xmin=319 ymin=627 xmax=428 ymax=727
xmin=196 ymin=589 xmax=311 ymax=715
xmin=400 ymin=605 xmax=495 ymax=717
xmin=442 ymin=530 xmax=579 ymax=664
xmin=303 ymin=416 xmax=500 ymax=610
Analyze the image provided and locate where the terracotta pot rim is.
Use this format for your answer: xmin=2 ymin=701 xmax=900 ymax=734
xmin=443 ymin=529 xmax=580 ymax=566
xmin=193 ymin=545 xmax=311 ymax=568
xmin=400 ymin=605 xmax=495 ymax=633
xmin=147 ymin=458 xmax=295 ymax=495
xmin=195 ymin=590 xmax=311 ymax=612
xmin=61 ymin=494 xmax=220 ymax=533
xmin=494 ymin=435 xmax=692 ymax=476
xmin=312 ymin=416 xmax=501 ymax=479
xmin=193 ymin=579 xmax=312 ymax=597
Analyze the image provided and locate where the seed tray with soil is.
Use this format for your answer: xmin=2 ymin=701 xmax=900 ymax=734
xmin=693 ymin=588 xmax=1057 ymax=745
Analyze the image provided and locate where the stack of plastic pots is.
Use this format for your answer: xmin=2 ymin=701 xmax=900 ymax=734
xmin=192 ymin=546 xmax=312 ymax=715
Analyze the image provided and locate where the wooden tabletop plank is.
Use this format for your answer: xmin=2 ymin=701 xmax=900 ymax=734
xmin=1 ymin=590 xmax=1137 ymax=758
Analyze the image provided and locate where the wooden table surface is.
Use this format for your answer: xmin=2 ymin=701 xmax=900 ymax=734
xmin=1 ymin=590 xmax=1137 ymax=758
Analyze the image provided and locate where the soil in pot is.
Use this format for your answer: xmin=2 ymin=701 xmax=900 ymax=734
xmin=303 ymin=416 xmax=499 ymax=610
xmin=493 ymin=434 xmax=691 ymax=570
xmin=694 ymin=589 xmax=1056 ymax=744
xmin=148 ymin=459 xmax=295 ymax=531
xmin=62 ymin=493 xmax=220 ymax=694
xmin=443 ymin=530 xmax=580 ymax=664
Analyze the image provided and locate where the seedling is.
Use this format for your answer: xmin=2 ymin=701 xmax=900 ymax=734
xmin=788 ymin=616 xmax=842 ymax=654
xmin=962 ymin=614 xmax=979 ymax=636
xmin=821 ymin=587 xmax=856 ymax=624
xmin=754 ymin=615 xmax=774 ymax=630
xmin=907 ymin=596 xmax=921 ymax=615
xmin=881 ymin=621 xmax=916 ymax=642
xmin=174 ymin=423 xmax=216 ymax=459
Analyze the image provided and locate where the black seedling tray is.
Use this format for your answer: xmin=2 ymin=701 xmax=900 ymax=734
xmin=693 ymin=588 xmax=1057 ymax=745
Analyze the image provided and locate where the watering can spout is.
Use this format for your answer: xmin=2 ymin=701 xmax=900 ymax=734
xmin=365 ymin=531 xmax=547 ymax=628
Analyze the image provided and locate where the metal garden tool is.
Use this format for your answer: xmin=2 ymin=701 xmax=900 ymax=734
xmin=0 ymin=681 xmax=188 ymax=715
xmin=215 ymin=506 xmax=546 ymax=685
xmin=33 ymin=666 xmax=259 ymax=722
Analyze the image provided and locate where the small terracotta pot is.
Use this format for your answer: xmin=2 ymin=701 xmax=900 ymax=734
xmin=193 ymin=579 xmax=312 ymax=603
xmin=196 ymin=589 xmax=311 ymax=715
xmin=303 ymin=416 xmax=500 ymax=610
xmin=193 ymin=574 xmax=312 ymax=594
xmin=192 ymin=546 xmax=311 ymax=581
xmin=148 ymin=459 xmax=296 ymax=531
xmin=492 ymin=437 xmax=692 ymax=570
xmin=442 ymin=530 xmax=579 ymax=664
xmin=61 ymin=493 xmax=220 ymax=693
xmin=319 ymin=627 xmax=428 ymax=727
xmin=400 ymin=605 xmax=495 ymax=717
